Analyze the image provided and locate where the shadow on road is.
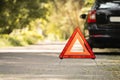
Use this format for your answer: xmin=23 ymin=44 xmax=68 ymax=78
xmin=95 ymin=52 xmax=120 ymax=55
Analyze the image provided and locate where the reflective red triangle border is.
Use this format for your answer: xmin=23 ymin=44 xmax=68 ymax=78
xmin=59 ymin=27 xmax=96 ymax=59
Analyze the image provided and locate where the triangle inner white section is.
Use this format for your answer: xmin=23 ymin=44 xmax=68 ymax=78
xmin=70 ymin=39 xmax=84 ymax=52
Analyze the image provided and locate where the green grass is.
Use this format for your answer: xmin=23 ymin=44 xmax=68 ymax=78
xmin=0 ymin=31 xmax=43 ymax=48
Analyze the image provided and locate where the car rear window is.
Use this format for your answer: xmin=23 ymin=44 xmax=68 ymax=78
xmin=99 ymin=1 xmax=120 ymax=9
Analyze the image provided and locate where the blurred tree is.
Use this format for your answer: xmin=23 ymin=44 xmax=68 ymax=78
xmin=84 ymin=0 xmax=95 ymax=7
xmin=0 ymin=0 xmax=95 ymax=41
xmin=0 ymin=0 xmax=50 ymax=34
xmin=45 ymin=0 xmax=84 ymax=40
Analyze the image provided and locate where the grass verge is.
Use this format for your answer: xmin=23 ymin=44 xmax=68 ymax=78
xmin=0 ymin=31 xmax=43 ymax=48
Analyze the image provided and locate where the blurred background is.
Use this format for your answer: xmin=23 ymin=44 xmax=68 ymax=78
xmin=0 ymin=0 xmax=94 ymax=47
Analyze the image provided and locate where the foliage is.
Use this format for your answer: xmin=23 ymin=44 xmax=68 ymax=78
xmin=45 ymin=0 xmax=85 ymax=40
xmin=0 ymin=31 xmax=43 ymax=47
xmin=0 ymin=0 xmax=95 ymax=47
xmin=43 ymin=0 xmax=95 ymax=41
xmin=0 ymin=0 xmax=50 ymax=34
xmin=84 ymin=0 xmax=95 ymax=7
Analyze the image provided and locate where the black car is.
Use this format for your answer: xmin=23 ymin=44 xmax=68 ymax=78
xmin=81 ymin=0 xmax=120 ymax=48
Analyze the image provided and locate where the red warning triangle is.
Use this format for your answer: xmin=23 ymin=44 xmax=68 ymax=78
xmin=59 ymin=27 xmax=95 ymax=59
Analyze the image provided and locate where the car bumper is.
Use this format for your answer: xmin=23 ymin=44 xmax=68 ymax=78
xmin=89 ymin=35 xmax=120 ymax=48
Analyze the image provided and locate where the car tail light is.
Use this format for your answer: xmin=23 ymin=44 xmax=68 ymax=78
xmin=87 ymin=10 xmax=96 ymax=23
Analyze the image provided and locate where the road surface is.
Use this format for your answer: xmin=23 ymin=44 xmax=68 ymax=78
xmin=0 ymin=42 xmax=120 ymax=80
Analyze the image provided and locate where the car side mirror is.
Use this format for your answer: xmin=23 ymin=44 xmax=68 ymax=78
xmin=80 ymin=14 xmax=87 ymax=19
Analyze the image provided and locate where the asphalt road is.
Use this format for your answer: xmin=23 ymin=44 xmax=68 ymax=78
xmin=0 ymin=42 xmax=120 ymax=80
